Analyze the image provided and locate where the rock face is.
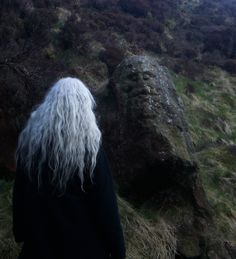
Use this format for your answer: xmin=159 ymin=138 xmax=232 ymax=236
xmin=97 ymin=55 xmax=213 ymax=258
xmin=98 ymin=55 xmax=198 ymax=200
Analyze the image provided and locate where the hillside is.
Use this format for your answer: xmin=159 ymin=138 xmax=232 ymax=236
xmin=0 ymin=0 xmax=236 ymax=258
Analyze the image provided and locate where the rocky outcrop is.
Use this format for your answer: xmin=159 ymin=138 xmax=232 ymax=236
xmin=98 ymin=55 xmax=198 ymax=200
xmin=96 ymin=54 xmax=214 ymax=258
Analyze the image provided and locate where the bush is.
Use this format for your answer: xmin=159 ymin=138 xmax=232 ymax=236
xmin=119 ymin=0 xmax=150 ymax=17
xmin=58 ymin=15 xmax=89 ymax=53
xmin=222 ymin=60 xmax=236 ymax=74
xmin=99 ymin=44 xmax=126 ymax=75
xmin=24 ymin=9 xmax=58 ymax=45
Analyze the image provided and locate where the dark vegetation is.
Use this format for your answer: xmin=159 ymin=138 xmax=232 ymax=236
xmin=0 ymin=0 xmax=235 ymax=190
xmin=0 ymin=0 xmax=235 ymax=95
xmin=0 ymin=1 xmax=236 ymax=258
xmin=0 ymin=0 xmax=235 ymax=174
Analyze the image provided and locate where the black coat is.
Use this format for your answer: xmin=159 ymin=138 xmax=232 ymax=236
xmin=12 ymin=146 xmax=126 ymax=259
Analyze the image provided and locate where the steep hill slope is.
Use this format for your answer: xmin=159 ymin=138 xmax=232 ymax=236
xmin=0 ymin=0 xmax=236 ymax=258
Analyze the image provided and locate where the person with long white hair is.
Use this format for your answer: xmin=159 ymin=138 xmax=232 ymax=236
xmin=12 ymin=77 xmax=126 ymax=259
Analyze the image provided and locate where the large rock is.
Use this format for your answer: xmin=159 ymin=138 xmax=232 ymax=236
xmin=98 ymin=55 xmax=198 ymax=200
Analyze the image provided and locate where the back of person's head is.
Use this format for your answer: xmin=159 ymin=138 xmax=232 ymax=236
xmin=16 ymin=77 xmax=101 ymax=192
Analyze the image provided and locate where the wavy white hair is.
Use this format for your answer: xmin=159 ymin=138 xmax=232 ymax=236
xmin=16 ymin=77 xmax=102 ymax=192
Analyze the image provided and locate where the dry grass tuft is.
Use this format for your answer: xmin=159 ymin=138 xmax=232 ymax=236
xmin=0 ymin=180 xmax=177 ymax=259
xmin=118 ymin=197 xmax=177 ymax=259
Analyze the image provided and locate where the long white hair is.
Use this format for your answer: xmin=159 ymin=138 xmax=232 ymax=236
xmin=16 ymin=77 xmax=102 ymax=192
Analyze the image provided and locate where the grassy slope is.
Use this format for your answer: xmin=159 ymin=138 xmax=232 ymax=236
xmin=0 ymin=1 xmax=236 ymax=258
xmin=1 ymin=57 xmax=236 ymax=259
xmin=1 ymin=39 xmax=236 ymax=259
xmin=173 ymin=68 xmax=236 ymax=245
xmin=0 ymin=180 xmax=177 ymax=259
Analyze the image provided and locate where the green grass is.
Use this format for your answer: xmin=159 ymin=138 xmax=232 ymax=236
xmin=172 ymin=71 xmax=236 ymax=145
xmin=172 ymin=69 xmax=236 ymax=244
